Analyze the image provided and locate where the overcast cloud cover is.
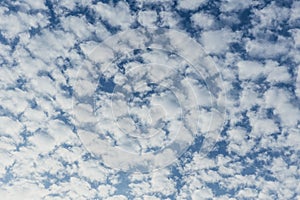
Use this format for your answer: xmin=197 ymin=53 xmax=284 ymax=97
xmin=0 ymin=0 xmax=299 ymax=199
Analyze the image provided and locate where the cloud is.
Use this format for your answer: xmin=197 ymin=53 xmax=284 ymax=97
xmin=201 ymin=28 xmax=240 ymax=54
xmin=191 ymin=12 xmax=216 ymax=30
xmin=137 ymin=10 xmax=157 ymax=28
xmin=220 ymin=0 xmax=253 ymax=12
xmin=264 ymin=88 xmax=300 ymax=127
xmin=0 ymin=0 xmax=299 ymax=199
xmin=237 ymin=60 xmax=265 ymax=80
xmin=94 ymin=1 xmax=134 ymax=29
xmin=177 ymin=0 xmax=207 ymax=10
xmin=289 ymin=1 xmax=300 ymax=23
xmin=245 ymin=38 xmax=291 ymax=59
xmin=296 ymin=66 xmax=300 ymax=99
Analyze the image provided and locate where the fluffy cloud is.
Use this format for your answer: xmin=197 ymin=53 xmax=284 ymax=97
xmin=201 ymin=28 xmax=240 ymax=54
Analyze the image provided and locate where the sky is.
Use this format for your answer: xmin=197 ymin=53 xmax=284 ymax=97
xmin=0 ymin=0 xmax=299 ymax=199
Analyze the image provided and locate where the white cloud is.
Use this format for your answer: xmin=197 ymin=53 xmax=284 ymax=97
xmin=151 ymin=169 xmax=176 ymax=195
xmin=265 ymin=61 xmax=291 ymax=84
xmin=192 ymin=187 xmax=214 ymax=199
xmin=264 ymin=88 xmax=300 ymax=127
xmin=94 ymin=1 xmax=134 ymax=29
xmin=128 ymin=169 xmax=176 ymax=197
xmin=191 ymin=12 xmax=215 ymax=30
xmin=249 ymin=117 xmax=279 ymax=137
xmin=30 ymin=76 xmax=57 ymax=97
xmin=252 ymin=2 xmax=290 ymax=28
xmin=0 ymin=89 xmax=30 ymax=115
xmin=239 ymin=84 xmax=263 ymax=110
xmin=56 ymin=177 xmax=97 ymax=199
xmin=97 ymin=184 xmax=116 ymax=198
xmin=58 ymin=0 xmax=82 ymax=10
xmin=177 ymin=0 xmax=207 ymax=10
xmin=72 ymin=103 xmax=96 ymax=124
xmin=47 ymin=119 xmax=77 ymax=144
xmin=286 ymin=128 xmax=300 ymax=151
xmin=28 ymin=132 xmax=56 ymax=153
xmin=0 ymin=116 xmax=23 ymax=144
xmin=0 ymin=12 xmax=28 ymax=39
xmin=0 ymin=180 xmax=48 ymax=199
xmin=61 ymin=16 xmax=94 ymax=39
xmin=296 ymin=65 xmax=300 ymax=99
xmin=0 ymin=6 xmax=48 ymax=41
xmin=245 ymin=38 xmax=291 ymax=59
xmin=105 ymin=195 xmax=128 ymax=200
xmin=129 ymin=181 xmax=151 ymax=196
xmin=142 ymin=196 xmax=161 ymax=200
xmin=0 ymin=150 xmax=15 ymax=177
xmin=25 ymin=0 xmax=47 ymax=10
xmin=236 ymin=188 xmax=258 ymax=199
xmin=138 ymin=10 xmax=157 ymax=28
xmin=20 ymin=107 xmax=48 ymax=132
xmin=290 ymin=29 xmax=300 ymax=49
xmin=86 ymin=44 xmax=115 ymax=65
xmin=289 ymin=1 xmax=300 ymax=22
xmin=159 ymin=11 xmax=179 ymax=28
xmin=220 ymin=0 xmax=254 ymax=12
xmin=201 ymin=29 xmax=240 ymax=54
xmin=227 ymin=128 xmax=255 ymax=156
xmin=237 ymin=60 xmax=265 ymax=80
xmin=26 ymin=29 xmax=76 ymax=64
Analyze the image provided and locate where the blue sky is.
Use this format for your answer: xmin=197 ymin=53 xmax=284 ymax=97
xmin=0 ymin=0 xmax=299 ymax=199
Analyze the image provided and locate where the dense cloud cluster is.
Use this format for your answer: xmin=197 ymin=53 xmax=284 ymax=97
xmin=0 ymin=0 xmax=299 ymax=199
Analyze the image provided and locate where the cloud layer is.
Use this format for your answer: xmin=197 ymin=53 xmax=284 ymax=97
xmin=0 ymin=0 xmax=299 ymax=199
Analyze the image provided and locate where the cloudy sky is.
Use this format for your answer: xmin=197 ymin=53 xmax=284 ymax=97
xmin=0 ymin=0 xmax=299 ymax=199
